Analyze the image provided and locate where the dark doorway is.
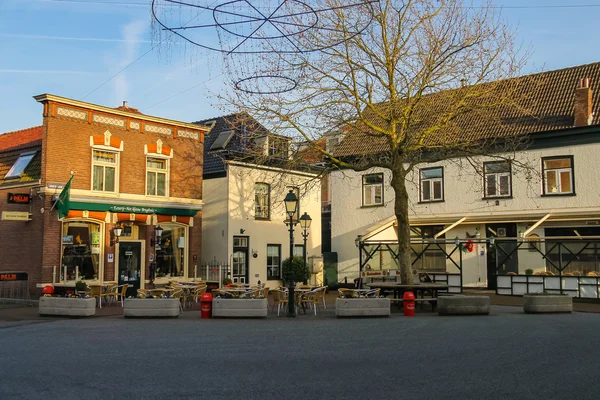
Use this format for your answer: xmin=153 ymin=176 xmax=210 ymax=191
xmin=486 ymin=223 xmax=518 ymax=289
xmin=118 ymin=242 xmax=142 ymax=297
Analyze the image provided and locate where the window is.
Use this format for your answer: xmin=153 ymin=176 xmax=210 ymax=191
xmin=267 ymin=244 xmax=281 ymax=280
xmin=146 ymin=157 xmax=168 ymax=196
xmin=61 ymin=221 xmax=102 ymax=281
xmin=255 ymin=183 xmax=270 ymax=219
xmin=362 ymin=173 xmax=383 ymax=206
xmin=268 ymin=137 xmax=289 ymax=158
xmin=210 ymin=130 xmax=234 ymax=151
xmin=483 ymin=161 xmax=511 ymax=198
xmin=92 ymin=150 xmax=117 ymax=192
xmin=288 ymin=186 xmax=300 ymax=220
xmin=4 ymin=151 xmax=36 ymax=179
xmin=542 ymin=156 xmax=574 ymax=195
xmin=155 ymin=223 xmax=187 ymax=278
xmin=420 ymin=167 xmax=443 ymax=202
xmin=294 ymin=244 xmax=304 ymax=258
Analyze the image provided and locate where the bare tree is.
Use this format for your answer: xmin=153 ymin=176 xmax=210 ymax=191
xmin=212 ymin=0 xmax=539 ymax=285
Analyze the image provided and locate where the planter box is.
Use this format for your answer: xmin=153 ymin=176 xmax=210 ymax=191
xmin=39 ymin=297 xmax=96 ymax=317
xmin=438 ymin=295 xmax=490 ymax=315
xmin=123 ymin=298 xmax=181 ymax=318
xmin=523 ymin=295 xmax=572 ymax=313
xmin=335 ymin=298 xmax=390 ymax=317
xmin=212 ymin=298 xmax=268 ymax=318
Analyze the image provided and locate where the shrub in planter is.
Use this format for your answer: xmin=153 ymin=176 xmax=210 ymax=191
xmin=222 ymin=278 xmax=232 ymax=286
xmin=525 ymin=269 xmax=534 ymax=276
xmin=75 ymin=280 xmax=88 ymax=297
xmin=282 ymin=256 xmax=308 ymax=284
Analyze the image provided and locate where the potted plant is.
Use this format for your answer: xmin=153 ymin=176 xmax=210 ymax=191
xmin=525 ymin=269 xmax=534 ymax=275
xmin=75 ymin=280 xmax=88 ymax=298
xmin=222 ymin=278 xmax=232 ymax=287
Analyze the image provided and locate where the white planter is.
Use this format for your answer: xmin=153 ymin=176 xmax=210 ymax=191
xmin=335 ymin=298 xmax=390 ymax=317
xmin=523 ymin=295 xmax=572 ymax=313
xmin=39 ymin=297 xmax=96 ymax=317
xmin=212 ymin=298 xmax=268 ymax=318
xmin=437 ymin=295 xmax=491 ymax=315
xmin=123 ymin=298 xmax=181 ymax=318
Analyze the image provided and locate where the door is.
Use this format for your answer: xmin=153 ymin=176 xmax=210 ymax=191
xmin=118 ymin=242 xmax=142 ymax=297
xmin=232 ymin=236 xmax=249 ymax=283
xmin=486 ymin=223 xmax=518 ymax=289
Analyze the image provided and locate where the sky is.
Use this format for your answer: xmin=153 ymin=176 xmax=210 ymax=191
xmin=0 ymin=0 xmax=600 ymax=134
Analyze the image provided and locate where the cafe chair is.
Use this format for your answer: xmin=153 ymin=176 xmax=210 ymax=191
xmin=103 ymin=284 xmax=128 ymax=307
xmin=276 ymin=290 xmax=289 ymax=316
xmin=88 ymin=285 xmax=103 ymax=308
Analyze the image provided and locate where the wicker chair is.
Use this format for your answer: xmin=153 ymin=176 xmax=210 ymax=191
xmin=102 ymin=284 xmax=128 ymax=307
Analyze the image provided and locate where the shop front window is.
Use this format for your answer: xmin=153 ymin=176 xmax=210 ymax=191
xmin=155 ymin=223 xmax=187 ymax=278
xmin=61 ymin=221 xmax=102 ymax=281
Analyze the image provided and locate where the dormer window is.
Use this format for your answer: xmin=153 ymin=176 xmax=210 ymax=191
xmin=4 ymin=151 xmax=36 ymax=179
xmin=210 ymin=130 xmax=234 ymax=151
xmin=268 ymin=137 xmax=289 ymax=158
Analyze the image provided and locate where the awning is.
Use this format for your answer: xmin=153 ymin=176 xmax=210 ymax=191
xmin=69 ymin=201 xmax=199 ymax=217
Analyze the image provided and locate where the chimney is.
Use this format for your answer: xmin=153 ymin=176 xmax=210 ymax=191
xmin=122 ymin=101 xmax=128 ymax=108
xmin=574 ymin=77 xmax=593 ymax=127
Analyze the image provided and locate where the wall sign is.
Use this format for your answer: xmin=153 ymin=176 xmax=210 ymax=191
xmin=0 ymin=272 xmax=28 ymax=281
xmin=1 ymin=211 xmax=31 ymax=221
xmin=7 ymin=193 xmax=31 ymax=204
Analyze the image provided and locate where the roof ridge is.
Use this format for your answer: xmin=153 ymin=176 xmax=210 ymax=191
xmin=192 ymin=111 xmax=249 ymax=125
xmin=0 ymin=125 xmax=43 ymax=137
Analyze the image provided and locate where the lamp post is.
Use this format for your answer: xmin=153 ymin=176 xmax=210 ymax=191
xmin=151 ymin=225 xmax=163 ymax=283
xmin=283 ymin=189 xmax=298 ymax=317
xmin=299 ymin=212 xmax=312 ymax=285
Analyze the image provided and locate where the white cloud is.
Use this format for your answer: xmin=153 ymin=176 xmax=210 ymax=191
xmin=112 ymin=19 xmax=147 ymax=106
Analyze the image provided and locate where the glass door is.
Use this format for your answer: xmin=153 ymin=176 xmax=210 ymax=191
xmin=118 ymin=242 xmax=142 ymax=297
xmin=232 ymin=236 xmax=249 ymax=283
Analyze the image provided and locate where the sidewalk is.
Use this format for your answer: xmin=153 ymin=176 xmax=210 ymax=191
xmin=1 ymin=289 xmax=599 ymax=323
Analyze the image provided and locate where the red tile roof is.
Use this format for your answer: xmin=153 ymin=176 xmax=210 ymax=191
xmin=0 ymin=126 xmax=43 ymax=152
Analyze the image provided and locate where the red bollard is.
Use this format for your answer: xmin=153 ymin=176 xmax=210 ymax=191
xmin=200 ymin=292 xmax=213 ymax=319
xmin=403 ymin=291 xmax=415 ymax=317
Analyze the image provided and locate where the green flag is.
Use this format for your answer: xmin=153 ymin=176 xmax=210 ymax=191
xmin=57 ymin=175 xmax=74 ymax=219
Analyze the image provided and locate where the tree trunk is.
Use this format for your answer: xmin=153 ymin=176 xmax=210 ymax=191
xmin=391 ymin=164 xmax=413 ymax=285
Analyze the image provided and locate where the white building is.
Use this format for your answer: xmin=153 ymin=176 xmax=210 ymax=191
xmin=195 ymin=113 xmax=322 ymax=289
xmin=330 ymin=62 xmax=600 ymax=290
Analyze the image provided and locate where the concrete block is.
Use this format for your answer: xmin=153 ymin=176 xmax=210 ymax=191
xmin=523 ymin=295 xmax=572 ymax=313
xmin=335 ymin=298 xmax=390 ymax=317
xmin=212 ymin=298 xmax=268 ymax=318
xmin=437 ymin=295 xmax=490 ymax=315
xmin=123 ymin=298 xmax=181 ymax=318
xmin=39 ymin=297 xmax=96 ymax=317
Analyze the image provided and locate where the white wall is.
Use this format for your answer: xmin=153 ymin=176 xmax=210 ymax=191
xmin=201 ymin=176 xmax=229 ymax=263
xmin=227 ymin=164 xmax=322 ymax=289
xmin=331 ymin=142 xmax=600 ymax=282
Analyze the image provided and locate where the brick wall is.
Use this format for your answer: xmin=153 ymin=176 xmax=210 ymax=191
xmin=43 ymin=113 xmax=204 ymax=200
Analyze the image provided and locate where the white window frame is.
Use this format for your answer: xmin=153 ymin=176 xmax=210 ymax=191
xmin=543 ymin=156 xmax=574 ymax=195
xmin=267 ymin=244 xmax=281 ymax=280
xmin=255 ymin=182 xmax=270 ymax=219
xmin=483 ymin=162 xmax=512 ymax=198
xmin=420 ymin=167 xmax=444 ymax=202
xmin=362 ymin=173 xmax=384 ymax=206
xmin=91 ymin=149 xmax=119 ymax=193
xmin=145 ymin=156 xmax=170 ymax=197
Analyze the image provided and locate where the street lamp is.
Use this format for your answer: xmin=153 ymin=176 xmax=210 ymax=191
xmin=299 ymin=212 xmax=312 ymax=285
xmin=283 ymin=189 xmax=298 ymax=317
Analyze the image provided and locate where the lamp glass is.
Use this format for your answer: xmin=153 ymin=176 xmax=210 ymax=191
xmin=113 ymin=227 xmax=122 ymax=237
xmin=299 ymin=212 xmax=312 ymax=229
xmin=284 ymin=189 xmax=298 ymax=217
xmin=156 ymin=225 xmax=163 ymax=238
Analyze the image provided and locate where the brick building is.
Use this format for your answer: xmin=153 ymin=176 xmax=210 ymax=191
xmin=0 ymin=94 xmax=207 ymax=295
